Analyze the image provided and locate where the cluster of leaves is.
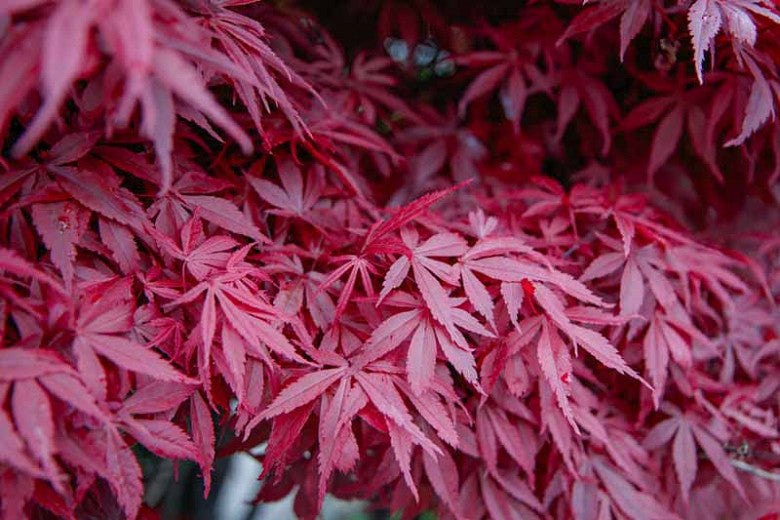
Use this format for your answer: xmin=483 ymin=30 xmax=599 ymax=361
xmin=1 ymin=0 xmax=779 ymax=519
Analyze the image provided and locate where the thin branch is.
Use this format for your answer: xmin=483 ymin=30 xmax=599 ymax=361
xmin=730 ymin=459 xmax=780 ymax=482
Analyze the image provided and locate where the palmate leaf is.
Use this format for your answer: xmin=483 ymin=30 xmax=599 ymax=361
xmin=0 ymin=248 xmax=66 ymax=296
xmin=4 ymin=0 xmax=275 ymax=191
xmin=73 ymin=278 xmax=194 ymax=395
xmin=0 ymin=348 xmax=112 ymax=500
xmin=644 ymin=407 xmax=747 ymax=502
xmin=359 ymin=304 xmax=482 ymax=392
xmin=244 ymin=338 xmax=454 ymax=505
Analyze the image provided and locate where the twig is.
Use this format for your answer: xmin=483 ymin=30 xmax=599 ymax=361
xmin=730 ymin=459 xmax=780 ymax=482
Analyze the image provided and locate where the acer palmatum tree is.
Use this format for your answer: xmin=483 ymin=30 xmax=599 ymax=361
xmin=0 ymin=0 xmax=779 ymax=519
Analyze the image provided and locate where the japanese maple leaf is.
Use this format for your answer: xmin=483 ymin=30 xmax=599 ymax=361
xmin=7 ymin=154 xmax=148 ymax=279
xmin=0 ymin=21 xmax=42 ymax=134
xmin=578 ymin=412 xmax=655 ymax=490
xmin=2 ymin=164 xmax=138 ymax=288
xmin=587 ymin=456 xmax=680 ymax=520
xmin=534 ymin=317 xmax=578 ymax=430
xmin=582 ymin=238 xmax=692 ymax=320
xmin=295 ymin=31 xmax=421 ymax=125
xmin=395 ymin=231 xmax=474 ymax=343
xmin=141 ymin=162 xmax=268 ymax=244
xmin=480 ymin=323 xmax=536 ymax=398
xmin=345 ymin=52 xmax=424 ymax=123
xmin=461 ymin=236 xmax=608 ymax=308
xmin=558 ymin=0 xmax=654 ymax=60
xmin=362 ymin=179 xmax=471 ymax=253
xmin=7 ymin=0 xmax=255 ymax=193
xmin=420 ymin=438 xmax=462 ymax=518
xmin=55 ymin=422 xmax=144 ymax=519
xmin=113 ymin=381 xmax=198 ymax=468
xmin=473 ymin=388 xmax=540 ymax=481
xmin=718 ymin=389 xmax=779 ymax=442
xmin=0 ymin=247 xmax=67 ymax=298
xmin=509 ymin=176 xmax=604 ymax=236
xmin=3 ymin=0 xmax=95 ymax=159
xmin=715 ymin=297 xmax=776 ymax=382
xmin=688 ymin=0 xmax=780 ymax=83
xmin=457 ymin=234 xmax=559 ymax=329
xmin=644 ymin=404 xmax=747 ymax=502
xmin=0 ymin=248 xmax=68 ymax=347
xmin=643 ymin=313 xmax=699 ymax=406
xmin=580 ymin=235 xmax=645 ymax=316
xmin=723 ymin=53 xmax=779 ymax=147
xmin=0 ymin=348 xmax=109 ymax=492
xmin=393 ymin=108 xmax=486 ymax=198
xmin=132 ymin=304 xmax=187 ymax=364
xmin=189 ymin=390 xmax=216 ymax=494
xmin=149 ymin=210 xmax=240 ymax=282
xmin=357 ymin=292 xmax=490 ymax=393
xmin=317 ymin=254 xmax=377 ymax=322
xmin=266 ymin=90 xmax=399 ymax=198
xmin=1 ymin=135 xmax=97 ymax=289
xmin=38 ymin=159 xmax=149 ymax=237
xmin=247 ymin=155 xmax=337 ymax=234
xmin=455 ymin=470 xmax=543 ymax=520
xmin=499 ymin=280 xmax=644 ymax=430
xmin=621 ymin=74 xmax=727 ymax=182
xmin=0 ymin=129 xmax=100 ymax=207
xmin=307 ymin=183 xmax=468 ymax=324
xmin=582 ymin=239 xmax=730 ymax=406
xmin=664 ymin=245 xmax=748 ymax=311
xmin=555 ymin=67 xmax=619 ymax=156
xmin=72 ymin=277 xmax=194 ymax=402
xmin=455 ymin=18 xmax=556 ymax=133
xmin=263 ymin=253 xmax=337 ymax=331
xmin=191 ymin=0 xmax=311 ymax=142
xmin=244 ymin=351 xmax=447 ymax=507
xmin=166 ymin=250 xmax=311 ymax=400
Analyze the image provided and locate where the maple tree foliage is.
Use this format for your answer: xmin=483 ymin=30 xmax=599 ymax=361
xmin=1 ymin=0 xmax=780 ymax=519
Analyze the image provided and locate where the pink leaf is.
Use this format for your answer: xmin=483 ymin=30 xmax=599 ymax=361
xmin=536 ymin=319 xmax=577 ymax=432
xmin=690 ymin=424 xmax=746 ymax=499
xmin=190 ymin=392 xmax=215 ymax=495
xmin=672 ymin=420 xmax=697 ymax=503
xmin=378 ymin=256 xmax=411 ymax=304
xmin=99 ymin=219 xmax=141 ymax=274
xmin=12 ymin=379 xmax=60 ymax=488
xmin=458 ymin=64 xmax=511 ymax=117
xmin=724 ymin=59 xmax=775 ymax=146
xmin=126 ymin=418 xmax=198 ymax=461
xmin=461 ymin=266 xmax=495 ymax=328
xmin=648 ymin=105 xmax=684 ymax=178
xmin=688 ymin=0 xmax=723 ymax=83
xmin=182 ymin=195 xmax=268 ymax=243
xmin=0 ymin=248 xmax=66 ymax=295
xmin=105 ymin=430 xmax=143 ymax=519
xmin=84 ymin=333 xmax=191 ymax=383
xmin=152 ymin=48 xmax=253 ymax=155
xmin=500 ymin=282 xmax=524 ymax=330
xmin=643 ymin=318 xmax=670 ymax=407
xmin=121 ymin=381 xmax=194 ymax=415
xmin=38 ymin=373 xmax=109 ymax=421
xmin=0 ymin=348 xmax=73 ymax=381
xmin=11 ymin=0 xmax=92 ymax=157
xmin=619 ymin=0 xmax=651 ymax=61
xmin=406 ymin=320 xmax=436 ymax=395
xmin=258 ymin=367 xmax=347 ymax=420
xmin=422 ymin=444 xmax=459 ymax=512
xmin=619 ymin=256 xmax=643 ymax=316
